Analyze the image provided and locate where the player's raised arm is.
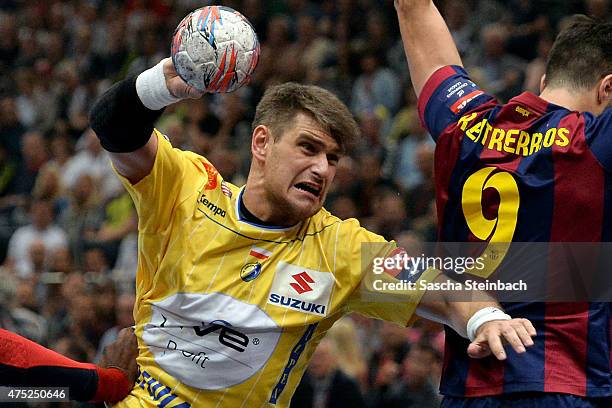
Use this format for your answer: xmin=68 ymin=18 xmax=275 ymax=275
xmin=89 ymin=59 xmax=202 ymax=184
xmin=394 ymin=0 xmax=463 ymax=97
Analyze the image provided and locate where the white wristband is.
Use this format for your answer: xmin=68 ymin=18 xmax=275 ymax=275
xmin=135 ymin=58 xmax=181 ymax=110
xmin=467 ymin=307 xmax=511 ymax=342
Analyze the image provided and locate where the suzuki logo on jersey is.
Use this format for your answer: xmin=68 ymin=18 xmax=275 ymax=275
xmin=267 ymin=262 xmax=334 ymax=317
xmin=290 ymin=271 xmax=315 ymax=294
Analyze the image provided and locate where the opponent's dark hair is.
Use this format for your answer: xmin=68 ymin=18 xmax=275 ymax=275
xmin=545 ymin=15 xmax=612 ymax=90
xmin=252 ymin=82 xmax=359 ymax=153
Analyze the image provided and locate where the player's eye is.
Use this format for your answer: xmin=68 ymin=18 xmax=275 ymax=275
xmin=327 ymin=154 xmax=339 ymax=166
xmin=300 ymin=142 xmax=316 ymax=154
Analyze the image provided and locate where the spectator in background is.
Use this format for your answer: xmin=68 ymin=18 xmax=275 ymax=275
xmin=585 ymin=0 xmax=609 ymax=20
xmin=366 ymin=321 xmax=411 ymax=398
xmin=466 ymin=23 xmax=527 ymax=101
xmin=523 ymin=33 xmax=554 ymax=93
xmin=0 ymin=271 xmax=46 ymax=344
xmin=352 ymin=153 xmax=399 ymax=219
xmin=5 ymin=198 xmax=68 ymax=278
xmin=61 ymin=129 xmax=122 ymax=201
xmin=0 ymin=142 xmax=17 ymax=199
xmin=404 ymin=142 xmax=435 ymax=219
xmin=95 ymin=292 xmax=135 ymax=363
xmin=13 ymin=130 xmax=48 ymax=199
xmin=292 ymin=337 xmax=367 ymax=408
xmin=325 ymin=317 xmax=369 ymax=389
xmin=351 ymin=52 xmax=401 ymax=119
xmin=386 ymin=105 xmax=432 ymax=192
xmin=255 ymin=15 xmax=292 ymax=86
xmin=444 ymin=2 xmax=476 ymax=59
xmin=379 ymin=343 xmax=442 ymax=408
xmin=58 ymin=174 xmax=103 ymax=269
xmin=0 ymin=97 xmax=24 ymax=168
xmin=190 ymin=112 xmax=222 ymax=157
xmin=364 ymin=188 xmax=411 ymax=239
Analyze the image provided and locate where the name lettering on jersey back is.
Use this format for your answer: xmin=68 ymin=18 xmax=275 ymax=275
xmin=198 ymin=194 xmax=226 ymax=218
xmin=267 ymin=262 xmax=334 ymax=317
xmin=457 ymin=112 xmax=570 ymax=156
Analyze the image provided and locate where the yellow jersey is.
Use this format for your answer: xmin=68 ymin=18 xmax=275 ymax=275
xmin=113 ymin=131 xmax=432 ymax=408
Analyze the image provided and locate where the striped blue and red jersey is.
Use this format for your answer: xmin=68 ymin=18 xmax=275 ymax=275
xmin=418 ymin=65 xmax=612 ymax=398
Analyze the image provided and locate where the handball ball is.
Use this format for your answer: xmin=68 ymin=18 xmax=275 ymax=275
xmin=171 ymin=6 xmax=260 ymax=93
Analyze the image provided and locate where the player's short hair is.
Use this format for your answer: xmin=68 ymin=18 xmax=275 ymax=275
xmin=252 ymin=82 xmax=359 ymax=153
xmin=545 ymin=15 xmax=612 ymax=90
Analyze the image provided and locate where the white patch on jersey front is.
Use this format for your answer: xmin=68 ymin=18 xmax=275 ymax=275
xmin=267 ymin=262 xmax=334 ymax=316
xmin=142 ymin=292 xmax=281 ymax=390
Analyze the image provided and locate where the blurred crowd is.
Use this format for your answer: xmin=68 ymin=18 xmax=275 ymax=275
xmin=0 ymin=0 xmax=609 ymax=406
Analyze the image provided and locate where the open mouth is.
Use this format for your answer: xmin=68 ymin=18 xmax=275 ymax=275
xmin=294 ymin=182 xmax=322 ymax=198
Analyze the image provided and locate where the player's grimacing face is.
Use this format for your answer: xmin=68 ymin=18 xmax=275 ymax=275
xmin=264 ymin=113 xmax=341 ymax=221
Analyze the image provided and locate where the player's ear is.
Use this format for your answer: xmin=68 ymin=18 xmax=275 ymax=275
xmin=539 ymin=74 xmax=547 ymax=94
xmin=251 ymin=125 xmax=271 ymax=162
xmin=597 ymin=74 xmax=612 ymax=107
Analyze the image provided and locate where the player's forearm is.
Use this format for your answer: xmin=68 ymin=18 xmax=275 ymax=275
xmin=416 ymin=274 xmax=503 ymax=337
xmin=0 ymin=329 xmax=132 ymax=402
xmin=394 ymin=0 xmax=462 ymax=96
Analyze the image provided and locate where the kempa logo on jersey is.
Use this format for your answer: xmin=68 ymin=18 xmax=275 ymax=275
xmin=198 ymin=194 xmax=226 ymax=218
xmin=267 ymin=262 xmax=334 ymax=317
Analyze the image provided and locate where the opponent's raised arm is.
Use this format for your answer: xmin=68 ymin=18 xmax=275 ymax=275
xmin=89 ymin=58 xmax=202 ymax=184
xmin=395 ymin=0 xmax=463 ymax=97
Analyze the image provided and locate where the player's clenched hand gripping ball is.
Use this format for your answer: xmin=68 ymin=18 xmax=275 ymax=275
xmin=171 ymin=5 xmax=260 ymax=93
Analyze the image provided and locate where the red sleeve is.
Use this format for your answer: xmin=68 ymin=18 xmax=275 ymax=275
xmin=0 ymin=328 xmax=131 ymax=402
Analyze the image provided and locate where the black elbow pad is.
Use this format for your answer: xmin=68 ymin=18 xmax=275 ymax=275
xmin=89 ymin=75 xmax=165 ymax=153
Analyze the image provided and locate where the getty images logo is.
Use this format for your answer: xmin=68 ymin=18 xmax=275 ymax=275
xmin=290 ymin=272 xmax=315 ymax=294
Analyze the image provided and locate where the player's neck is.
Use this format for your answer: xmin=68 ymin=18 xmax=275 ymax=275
xmin=539 ymin=87 xmax=596 ymax=113
xmin=241 ymin=183 xmax=296 ymax=227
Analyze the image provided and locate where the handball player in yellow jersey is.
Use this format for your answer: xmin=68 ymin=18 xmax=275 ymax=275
xmin=88 ymin=57 xmax=535 ymax=407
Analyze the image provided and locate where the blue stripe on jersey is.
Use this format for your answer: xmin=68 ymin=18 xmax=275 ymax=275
xmin=512 ymin=136 xmax=556 ymax=242
xmin=500 ymin=302 xmax=547 ymax=393
xmin=584 ymin=109 xmax=612 ymax=171
xmin=602 ymin=171 xmax=612 ymax=241
xmin=586 ymin=304 xmax=612 ymax=396
xmin=440 ymin=328 xmax=469 ymax=396
xmin=269 ymin=323 xmax=318 ymax=404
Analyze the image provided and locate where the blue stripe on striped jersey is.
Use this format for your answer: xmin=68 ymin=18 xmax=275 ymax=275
xmin=269 ymin=323 xmax=318 ymax=404
xmin=586 ymin=303 xmax=612 ymax=396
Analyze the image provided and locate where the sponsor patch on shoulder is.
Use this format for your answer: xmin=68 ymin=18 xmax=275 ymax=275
xmin=445 ymin=79 xmax=485 ymax=114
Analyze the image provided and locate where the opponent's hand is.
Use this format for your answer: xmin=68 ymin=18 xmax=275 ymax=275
xmin=99 ymin=327 xmax=139 ymax=383
xmin=467 ymin=318 xmax=536 ymax=360
xmin=162 ymin=58 xmax=203 ymax=100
